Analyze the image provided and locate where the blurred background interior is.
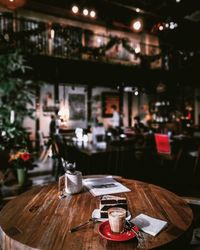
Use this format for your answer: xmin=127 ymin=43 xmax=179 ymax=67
xmin=0 ymin=1 xmax=200 ymax=231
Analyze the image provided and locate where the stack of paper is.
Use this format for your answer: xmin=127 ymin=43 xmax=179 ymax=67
xmin=83 ymin=176 xmax=130 ymax=197
xmin=131 ymin=213 xmax=168 ymax=236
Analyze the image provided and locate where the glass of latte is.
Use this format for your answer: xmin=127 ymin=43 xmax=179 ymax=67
xmin=108 ymin=207 xmax=126 ymax=233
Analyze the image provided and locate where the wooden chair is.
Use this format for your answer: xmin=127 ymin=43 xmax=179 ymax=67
xmin=51 ymin=137 xmax=64 ymax=180
xmin=51 ymin=135 xmax=75 ymax=180
xmin=36 ymin=130 xmax=50 ymax=162
xmin=177 ymin=143 xmax=200 ymax=244
xmin=186 ymin=146 xmax=200 ymax=194
xmin=170 ymin=140 xmax=200 ymax=195
xmin=192 ymin=146 xmax=200 ymax=177
xmin=182 ymin=196 xmax=200 ymax=248
xmin=154 ymin=133 xmax=183 ymax=167
xmin=154 ymin=133 xmax=174 ymax=172
xmin=154 ymin=133 xmax=172 ymax=158
xmin=154 ymin=133 xmax=184 ymax=189
xmin=107 ymin=139 xmax=135 ymax=177
xmin=154 ymin=136 xmax=200 ymax=246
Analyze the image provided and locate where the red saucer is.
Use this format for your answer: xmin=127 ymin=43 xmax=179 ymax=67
xmin=98 ymin=221 xmax=139 ymax=242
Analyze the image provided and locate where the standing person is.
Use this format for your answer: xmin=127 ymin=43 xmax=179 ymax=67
xmin=39 ymin=113 xmax=60 ymax=163
xmin=109 ymin=104 xmax=120 ymax=128
xmin=49 ymin=114 xmax=56 ymax=137
xmin=50 ymin=110 xmax=60 ymax=136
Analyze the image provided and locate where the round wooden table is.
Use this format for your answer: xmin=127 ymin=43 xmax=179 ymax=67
xmin=0 ymin=178 xmax=193 ymax=250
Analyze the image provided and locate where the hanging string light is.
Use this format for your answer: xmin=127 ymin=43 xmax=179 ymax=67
xmin=71 ymin=4 xmax=96 ymax=19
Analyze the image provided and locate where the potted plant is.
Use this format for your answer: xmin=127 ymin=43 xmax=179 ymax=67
xmin=8 ymin=149 xmax=32 ymax=185
xmin=0 ymin=49 xmax=36 ymax=183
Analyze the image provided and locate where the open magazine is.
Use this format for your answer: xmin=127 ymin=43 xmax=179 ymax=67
xmin=83 ymin=176 xmax=131 ymax=197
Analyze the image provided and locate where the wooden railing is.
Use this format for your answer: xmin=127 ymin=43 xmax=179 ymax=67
xmin=0 ymin=12 xmax=162 ymax=68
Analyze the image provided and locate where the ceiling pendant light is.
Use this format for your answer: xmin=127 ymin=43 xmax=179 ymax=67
xmin=72 ymin=5 xmax=79 ymax=14
xmin=0 ymin=0 xmax=27 ymax=10
xmin=90 ymin=10 xmax=96 ymax=18
xmin=83 ymin=8 xmax=89 ymax=16
xmin=132 ymin=19 xmax=143 ymax=32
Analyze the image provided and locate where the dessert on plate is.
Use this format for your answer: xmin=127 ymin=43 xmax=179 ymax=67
xmin=100 ymin=195 xmax=128 ymax=218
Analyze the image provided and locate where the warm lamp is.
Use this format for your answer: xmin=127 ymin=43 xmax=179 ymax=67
xmin=0 ymin=0 xmax=26 ymax=10
xmin=72 ymin=5 xmax=79 ymax=14
xmin=132 ymin=19 xmax=143 ymax=32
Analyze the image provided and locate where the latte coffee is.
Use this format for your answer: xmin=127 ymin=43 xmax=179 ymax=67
xmin=108 ymin=207 xmax=126 ymax=233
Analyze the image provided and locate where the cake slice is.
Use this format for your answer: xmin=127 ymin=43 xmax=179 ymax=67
xmin=100 ymin=195 xmax=128 ymax=218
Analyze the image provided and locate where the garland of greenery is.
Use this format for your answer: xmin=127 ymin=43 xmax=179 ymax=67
xmin=81 ymin=36 xmax=120 ymax=57
xmin=0 ymin=13 xmax=162 ymax=63
xmin=82 ymin=36 xmax=162 ymax=63
xmin=122 ymin=38 xmax=162 ymax=62
xmin=1 ymin=13 xmax=198 ymax=67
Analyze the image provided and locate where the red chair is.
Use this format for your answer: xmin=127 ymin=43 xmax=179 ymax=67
xmin=154 ymin=133 xmax=183 ymax=172
xmin=154 ymin=133 xmax=171 ymax=155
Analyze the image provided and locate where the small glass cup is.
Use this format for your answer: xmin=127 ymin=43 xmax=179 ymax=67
xmin=108 ymin=207 xmax=126 ymax=234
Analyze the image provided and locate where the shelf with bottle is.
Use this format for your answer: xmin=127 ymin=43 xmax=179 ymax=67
xmin=150 ymin=100 xmax=172 ymax=124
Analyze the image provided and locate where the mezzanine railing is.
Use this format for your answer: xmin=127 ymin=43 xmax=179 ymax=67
xmin=0 ymin=12 xmax=163 ymax=68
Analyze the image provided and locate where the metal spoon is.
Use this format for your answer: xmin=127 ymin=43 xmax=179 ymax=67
xmin=69 ymin=218 xmax=97 ymax=233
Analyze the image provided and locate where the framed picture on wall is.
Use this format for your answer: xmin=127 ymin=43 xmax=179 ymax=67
xmin=68 ymin=93 xmax=86 ymax=120
xmin=41 ymin=85 xmax=58 ymax=115
xmin=102 ymin=92 xmax=119 ymax=118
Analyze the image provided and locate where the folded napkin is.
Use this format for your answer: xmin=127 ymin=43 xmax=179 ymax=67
xmin=131 ymin=213 xmax=168 ymax=236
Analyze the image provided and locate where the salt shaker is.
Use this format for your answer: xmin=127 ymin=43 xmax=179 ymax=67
xmin=64 ymin=161 xmax=82 ymax=194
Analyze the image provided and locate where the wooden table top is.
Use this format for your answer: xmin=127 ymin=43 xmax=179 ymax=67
xmin=0 ymin=178 xmax=193 ymax=250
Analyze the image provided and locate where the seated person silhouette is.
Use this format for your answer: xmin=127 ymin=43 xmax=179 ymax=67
xmin=133 ymin=116 xmax=147 ymax=134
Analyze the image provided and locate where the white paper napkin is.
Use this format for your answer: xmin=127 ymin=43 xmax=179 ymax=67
xmin=131 ymin=213 xmax=168 ymax=236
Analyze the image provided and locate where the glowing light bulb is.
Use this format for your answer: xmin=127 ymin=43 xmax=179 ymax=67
xmin=135 ymin=47 xmax=140 ymax=54
xmin=72 ymin=5 xmax=79 ymax=14
xmin=132 ymin=20 xmax=143 ymax=31
xmin=90 ymin=10 xmax=96 ymax=18
xmin=83 ymin=8 xmax=89 ymax=16
xmin=50 ymin=29 xmax=55 ymax=39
